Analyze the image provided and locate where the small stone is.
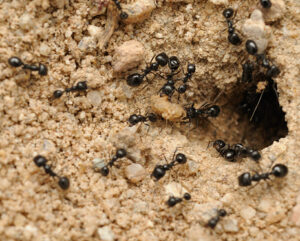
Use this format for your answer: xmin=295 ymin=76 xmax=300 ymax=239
xmin=87 ymin=25 xmax=103 ymax=38
xmin=50 ymin=0 xmax=69 ymax=8
xmin=240 ymin=206 xmax=256 ymax=221
xmin=19 ymin=13 xmax=34 ymax=30
xmin=164 ymin=182 xmax=186 ymax=197
xmin=39 ymin=43 xmax=51 ymax=56
xmin=209 ymin=0 xmax=228 ymax=5
xmin=260 ymin=0 xmax=285 ymax=22
xmin=97 ymin=226 xmax=114 ymax=241
xmin=93 ymin=158 xmax=106 ymax=170
xmin=125 ymin=163 xmax=146 ymax=183
xmin=78 ymin=37 xmax=97 ymax=51
xmin=112 ymin=40 xmax=145 ymax=73
xmin=223 ymin=218 xmax=239 ymax=232
xmin=87 ymin=91 xmax=102 ymax=106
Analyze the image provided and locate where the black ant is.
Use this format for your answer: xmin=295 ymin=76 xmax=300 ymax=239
xmin=112 ymin=0 xmax=128 ymax=19
xmin=223 ymin=8 xmax=242 ymax=45
xmin=127 ymin=52 xmax=169 ymax=87
xmin=33 ymin=155 xmax=70 ymax=190
xmin=8 ymin=56 xmax=48 ymax=76
xmin=182 ymin=63 xmax=196 ymax=83
xmin=241 ymin=61 xmax=254 ymax=83
xmin=166 ymin=192 xmax=191 ymax=207
xmin=238 ymin=163 xmax=288 ymax=186
xmin=128 ymin=113 xmax=157 ymax=126
xmin=151 ymin=151 xmax=187 ymax=181
xmin=212 ymin=140 xmax=261 ymax=162
xmin=183 ymin=103 xmax=220 ymax=123
xmin=260 ymin=0 xmax=272 ymax=8
xmin=207 ymin=209 xmax=227 ymax=228
xmin=100 ymin=149 xmax=127 ymax=176
xmin=53 ymin=81 xmax=88 ymax=99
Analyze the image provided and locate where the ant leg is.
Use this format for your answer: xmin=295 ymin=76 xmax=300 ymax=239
xmin=250 ymin=89 xmax=264 ymax=122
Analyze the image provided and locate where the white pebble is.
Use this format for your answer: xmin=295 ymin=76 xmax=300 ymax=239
xmin=39 ymin=43 xmax=51 ymax=56
xmin=223 ymin=218 xmax=239 ymax=232
xmin=93 ymin=158 xmax=106 ymax=170
xmin=240 ymin=206 xmax=256 ymax=221
xmin=112 ymin=40 xmax=145 ymax=73
xmin=78 ymin=37 xmax=97 ymax=51
xmin=87 ymin=25 xmax=103 ymax=38
xmin=125 ymin=163 xmax=146 ymax=183
xmin=19 ymin=13 xmax=34 ymax=30
xmin=209 ymin=0 xmax=228 ymax=5
xmin=242 ymin=9 xmax=271 ymax=54
xmin=164 ymin=182 xmax=186 ymax=197
xmin=87 ymin=91 xmax=102 ymax=106
xmin=97 ymin=226 xmax=114 ymax=241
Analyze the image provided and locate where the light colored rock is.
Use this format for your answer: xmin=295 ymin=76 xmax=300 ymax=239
xmin=260 ymin=0 xmax=285 ymax=22
xmin=122 ymin=0 xmax=156 ymax=24
xmin=93 ymin=158 xmax=106 ymax=170
xmin=112 ymin=40 xmax=145 ymax=73
xmin=19 ymin=13 xmax=34 ymax=30
xmin=209 ymin=0 xmax=228 ymax=5
xmin=242 ymin=9 xmax=271 ymax=54
xmin=223 ymin=218 xmax=239 ymax=232
xmin=39 ymin=43 xmax=51 ymax=56
xmin=87 ymin=91 xmax=102 ymax=106
xmin=97 ymin=226 xmax=114 ymax=241
xmin=50 ymin=0 xmax=69 ymax=8
xmin=240 ymin=206 xmax=256 ymax=221
xmin=87 ymin=25 xmax=103 ymax=38
xmin=164 ymin=182 xmax=187 ymax=197
xmin=78 ymin=37 xmax=97 ymax=51
xmin=125 ymin=163 xmax=146 ymax=183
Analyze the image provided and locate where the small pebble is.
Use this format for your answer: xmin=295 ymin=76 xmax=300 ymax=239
xmin=87 ymin=91 xmax=102 ymax=106
xmin=125 ymin=163 xmax=146 ymax=183
xmin=209 ymin=0 xmax=228 ymax=5
xmin=97 ymin=226 xmax=114 ymax=241
xmin=93 ymin=158 xmax=106 ymax=170
xmin=112 ymin=40 xmax=145 ymax=73
xmin=222 ymin=218 xmax=239 ymax=233
xmin=240 ymin=206 xmax=256 ymax=221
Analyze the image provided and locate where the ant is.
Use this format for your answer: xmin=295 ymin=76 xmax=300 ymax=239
xmin=8 ymin=56 xmax=48 ymax=76
xmin=223 ymin=8 xmax=242 ymax=45
xmin=174 ymin=63 xmax=196 ymax=97
xmin=100 ymin=148 xmax=127 ymax=176
xmin=183 ymin=103 xmax=220 ymax=123
xmin=128 ymin=113 xmax=158 ymax=126
xmin=212 ymin=140 xmax=261 ymax=162
xmin=207 ymin=209 xmax=227 ymax=228
xmin=112 ymin=0 xmax=128 ymax=19
xmin=53 ymin=81 xmax=88 ymax=99
xmin=166 ymin=192 xmax=191 ymax=207
xmin=151 ymin=150 xmax=187 ymax=181
xmin=238 ymin=163 xmax=288 ymax=187
xmin=33 ymin=155 xmax=70 ymax=190
xmin=127 ymin=52 xmax=169 ymax=87
xmin=260 ymin=0 xmax=272 ymax=8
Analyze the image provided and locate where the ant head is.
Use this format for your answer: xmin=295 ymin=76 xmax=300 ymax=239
xmin=266 ymin=65 xmax=280 ymax=78
xmin=162 ymin=84 xmax=175 ymax=97
xmin=228 ymin=33 xmax=242 ymax=45
xmin=120 ymin=11 xmax=128 ymax=19
xmin=272 ymin=164 xmax=288 ymax=178
xmin=128 ymin=114 xmax=139 ymax=125
xmin=248 ymin=150 xmax=261 ymax=161
xmin=33 ymin=155 xmax=48 ymax=167
xmin=53 ymin=90 xmax=64 ymax=99
xmin=223 ymin=149 xmax=236 ymax=162
xmin=151 ymin=165 xmax=166 ymax=181
xmin=223 ymin=8 xmax=234 ymax=19
xmin=207 ymin=217 xmax=219 ymax=228
xmin=127 ymin=73 xmax=143 ymax=87
xmin=38 ymin=64 xmax=48 ymax=76
xmin=187 ymin=64 xmax=196 ymax=74
xmin=76 ymin=81 xmax=88 ymax=91
xmin=155 ymin=52 xmax=169 ymax=66
xmin=260 ymin=0 xmax=272 ymax=8
xmin=175 ymin=153 xmax=187 ymax=164
xmin=116 ymin=149 xmax=127 ymax=158
xmin=168 ymin=56 xmax=180 ymax=71
xmin=208 ymin=105 xmax=220 ymax=117
xmin=218 ymin=209 xmax=227 ymax=217
xmin=183 ymin=192 xmax=191 ymax=200
xmin=147 ymin=113 xmax=157 ymax=122
xmin=8 ymin=56 xmax=23 ymax=67
xmin=150 ymin=62 xmax=159 ymax=71
xmin=101 ymin=166 xmax=109 ymax=176
xmin=213 ymin=140 xmax=226 ymax=151
xmin=177 ymin=84 xmax=187 ymax=94
xmin=246 ymin=40 xmax=258 ymax=55
xmin=167 ymin=196 xmax=180 ymax=207
xmin=58 ymin=176 xmax=70 ymax=190
xmin=238 ymin=172 xmax=252 ymax=186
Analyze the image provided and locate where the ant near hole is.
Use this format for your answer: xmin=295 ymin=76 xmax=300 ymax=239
xmin=222 ymin=8 xmax=242 ymax=45
xmin=128 ymin=112 xmax=158 ymax=127
xmin=33 ymin=155 xmax=70 ymax=190
xmin=151 ymin=149 xmax=187 ymax=181
xmin=238 ymin=163 xmax=288 ymax=187
xmin=100 ymin=148 xmax=127 ymax=176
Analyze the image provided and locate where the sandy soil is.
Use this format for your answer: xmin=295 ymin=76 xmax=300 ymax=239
xmin=0 ymin=0 xmax=299 ymax=240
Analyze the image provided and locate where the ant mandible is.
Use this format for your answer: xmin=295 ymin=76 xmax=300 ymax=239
xmin=151 ymin=150 xmax=187 ymax=181
xmin=33 ymin=155 xmax=70 ymax=190
xmin=238 ymin=163 xmax=288 ymax=187
xmin=127 ymin=52 xmax=169 ymax=87
xmin=223 ymin=8 xmax=242 ymax=45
